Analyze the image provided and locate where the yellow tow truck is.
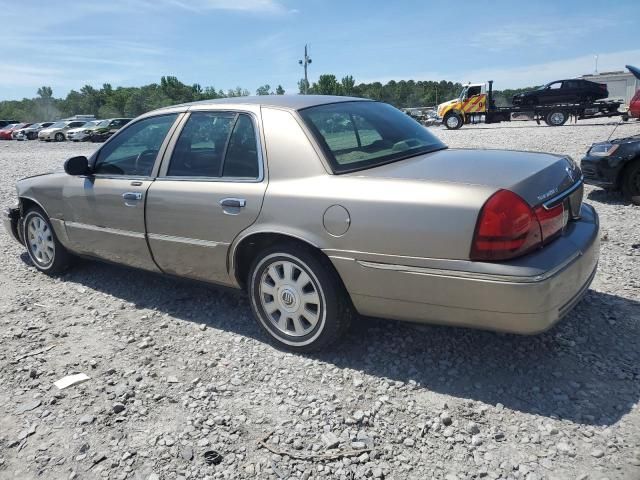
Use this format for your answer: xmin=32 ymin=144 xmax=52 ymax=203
xmin=437 ymin=81 xmax=624 ymax=130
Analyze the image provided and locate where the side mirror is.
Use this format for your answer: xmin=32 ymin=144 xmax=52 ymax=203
xmin=64 ymin=156 xmax=91 ymax=176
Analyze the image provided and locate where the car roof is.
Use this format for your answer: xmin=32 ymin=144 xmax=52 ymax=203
xmin=169 ymin=95 xmax=372 ymax=112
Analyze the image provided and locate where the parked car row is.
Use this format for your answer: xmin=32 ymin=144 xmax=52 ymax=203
xmin=0 ymin=118 xmax=131 ymax=143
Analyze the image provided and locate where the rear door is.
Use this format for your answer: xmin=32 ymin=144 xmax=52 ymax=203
xmin=62 ymin=113 xmax=181 ymax=270
xmin=145 ymin=109 xmax=267 ymax=285
xmin=563 ymin=80 xmax=584 ymax=103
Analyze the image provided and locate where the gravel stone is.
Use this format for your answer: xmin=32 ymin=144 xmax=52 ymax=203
xmin=321 ymin=432 xmax=340 ymax=449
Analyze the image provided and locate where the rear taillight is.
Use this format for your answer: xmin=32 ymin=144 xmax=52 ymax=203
xmin=534 ymin=203 xmax=564 ymax=243
xmin=470 ymin=190 xmax=565 ymax=261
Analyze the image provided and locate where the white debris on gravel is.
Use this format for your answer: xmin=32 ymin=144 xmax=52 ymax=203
xmin=0 ymin=119 xmax=639 ymax=479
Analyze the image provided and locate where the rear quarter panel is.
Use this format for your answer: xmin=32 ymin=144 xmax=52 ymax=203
xmin=249 ymin=106 xmax=495 ymax=263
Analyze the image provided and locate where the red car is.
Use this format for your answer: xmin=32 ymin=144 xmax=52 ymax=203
xmin=627 ymin=65 xmax=640 ymax=120
xmin=0 ymin=123 xmax=29 ymax=140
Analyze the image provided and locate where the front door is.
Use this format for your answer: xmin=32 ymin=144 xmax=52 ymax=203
xmin=63 ymin=113 xmax=180 ymax=270
xmin=542 ymin=81 xmax=564 ymax=103
xmin=145 ymin=110 xmax=267 ymax=285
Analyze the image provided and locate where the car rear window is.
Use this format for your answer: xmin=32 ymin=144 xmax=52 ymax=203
xmin=299 ymin=101 xmax=446 ymax=173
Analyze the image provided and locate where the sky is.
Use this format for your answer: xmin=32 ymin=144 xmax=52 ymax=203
xmin=1 ymin=0 xmax=639 ymax=100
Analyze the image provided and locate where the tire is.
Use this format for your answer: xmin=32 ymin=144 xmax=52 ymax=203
xmin=248 ymin=242 xmax=353 ymax=352
xmin=22 ymin=207 xmax=73 ymax=275
xmin=54 ymin=132 xmax=65 ymax=142
xmin=621 ymin=160 xmax=640 ymax=206
xmin=443 ymin=112 xmax=463 ymax=130
xmin=545 ymin=110 xmax=568 ymax=126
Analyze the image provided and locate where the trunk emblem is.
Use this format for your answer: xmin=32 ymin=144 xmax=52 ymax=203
xmin=537 ymin=187 xmax=558 ymax=201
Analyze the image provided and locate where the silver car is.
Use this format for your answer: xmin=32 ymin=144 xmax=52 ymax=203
xmin=38 ymin=120 xmax=88 ymax=142
xmin=3 ymin=96 xmax=599 ymax=351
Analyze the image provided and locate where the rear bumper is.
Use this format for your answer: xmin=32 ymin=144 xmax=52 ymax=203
xmin=2 ymin=207 xmax=22 ymax=244
xmin=329 ymin=204 xmax=600 ymax=334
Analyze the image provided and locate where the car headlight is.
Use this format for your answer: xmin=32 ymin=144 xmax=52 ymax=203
xmin=589 ymin=143 xmax=619 ymax=157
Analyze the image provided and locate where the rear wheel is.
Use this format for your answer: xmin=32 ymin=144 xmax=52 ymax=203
xmin=248 ymin=243 xmax=352 ymax=352
xmin=23 ymin=207 xmax=73 ymax=274
xmin=545 ymin=110 xmax=568 ymax=126
xmin=621 ymin=160 xmax=640 ymax=205
xmin=54 ymin=132 xmax=65 ymax=142
xmin=443 ymin=112 xmax=463 ymax=130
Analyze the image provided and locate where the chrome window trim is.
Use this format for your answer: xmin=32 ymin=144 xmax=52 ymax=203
xmin=90 ymin=175 xmax=153 ymax=181
xmin=155 ymin=176 xmax=262 ymax=183
xmin=64 ymin=221 xmax=145 ymax=239
xmin=157 ymin=110 xmax=265 ymax=183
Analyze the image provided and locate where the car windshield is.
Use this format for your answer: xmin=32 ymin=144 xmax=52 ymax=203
xmin=299 ymin=101 xmax=446 ymax=173
xmin=50 ymin=122 xmax=66 ymax=128
xmin=97 ymin=120 xmax=110 ymax=127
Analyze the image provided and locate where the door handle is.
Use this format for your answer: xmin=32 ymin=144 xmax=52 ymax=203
xmin=122 ymin=192 xmax=143 ymax=201
xmin=220 ymin=198 xmax=246 ymax=208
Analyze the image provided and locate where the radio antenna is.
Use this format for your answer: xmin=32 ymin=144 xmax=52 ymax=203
xmin=606 ymin=120 xmax=623 ymax=142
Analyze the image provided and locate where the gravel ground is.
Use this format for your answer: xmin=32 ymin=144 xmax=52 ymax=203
xmin=1 ymin=119 xmax=639 ymax=480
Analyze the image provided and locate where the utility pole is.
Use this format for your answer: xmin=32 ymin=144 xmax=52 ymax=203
xmin=298 ymin=44 xmax=312 ymax=94
xmin=594 ymin=54 xmax=599 ymax=74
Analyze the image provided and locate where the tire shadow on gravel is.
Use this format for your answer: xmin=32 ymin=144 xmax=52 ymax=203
xmin=586 ymin=188 xmax=634 ymax=206
xmin=27 ymin=254 xmax=639 ymax=427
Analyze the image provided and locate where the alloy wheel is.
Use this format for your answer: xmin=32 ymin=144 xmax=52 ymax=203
xmin=26 ymin=214 xmax=55 ymax=267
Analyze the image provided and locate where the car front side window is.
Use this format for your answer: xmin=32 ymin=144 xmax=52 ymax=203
xmin=93 ymin=114 xmax=178 ymax=177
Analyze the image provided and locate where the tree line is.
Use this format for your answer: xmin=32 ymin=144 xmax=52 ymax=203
xmin=0 ymin=74 xmax=535 ymax=122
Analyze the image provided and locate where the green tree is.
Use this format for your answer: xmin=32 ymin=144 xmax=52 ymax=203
xmin=340 ymin=76 xmax=355 ymax=96
xmin=312 ymin=74 xmax=341 ymax=95
xmin=298 ymin=78 xmax=309 ymax=94
xmin=275 ymin=85 xmax=285 ymax=95
xmin=256 ymin=84 xmax=272 ymax=96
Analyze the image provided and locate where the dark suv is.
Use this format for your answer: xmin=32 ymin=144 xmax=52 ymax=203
xmin=90 ymin=118 xmax=132 ymax=143
xmin=513 ymin=79 xmax=608 ymax=106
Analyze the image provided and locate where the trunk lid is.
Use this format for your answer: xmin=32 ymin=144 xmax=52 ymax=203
xmin=351 ymin=148 xmax=582 ymax=210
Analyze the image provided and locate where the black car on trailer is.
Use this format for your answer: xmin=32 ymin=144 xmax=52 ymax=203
xmin=513 ymin=79 xmax=609 ymax=106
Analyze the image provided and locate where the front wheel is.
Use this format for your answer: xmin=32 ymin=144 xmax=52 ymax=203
xmin=248 ymin=243 xmax=352 ymax=352
xmin=621 ymin=160 xmax=640 ymax=206
xmin=23 ymin=207 xmax=73 ymax=274
xmin=443 ymin=112 xmax=463 ymax=130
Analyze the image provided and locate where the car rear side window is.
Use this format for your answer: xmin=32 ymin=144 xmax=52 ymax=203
xmin=299 ymin=101 xmax=445 ymax=173
xmin=167 ymin=112 xmax=260 ymax=179
xmin=222 ymin=114 xmax=260 ymax=178
xmin=93 ymin=114 xmax=178 ymax=177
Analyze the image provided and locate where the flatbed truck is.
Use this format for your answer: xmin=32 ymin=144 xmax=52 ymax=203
xmin=437 ymin=81 xmax=626 ymax=130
